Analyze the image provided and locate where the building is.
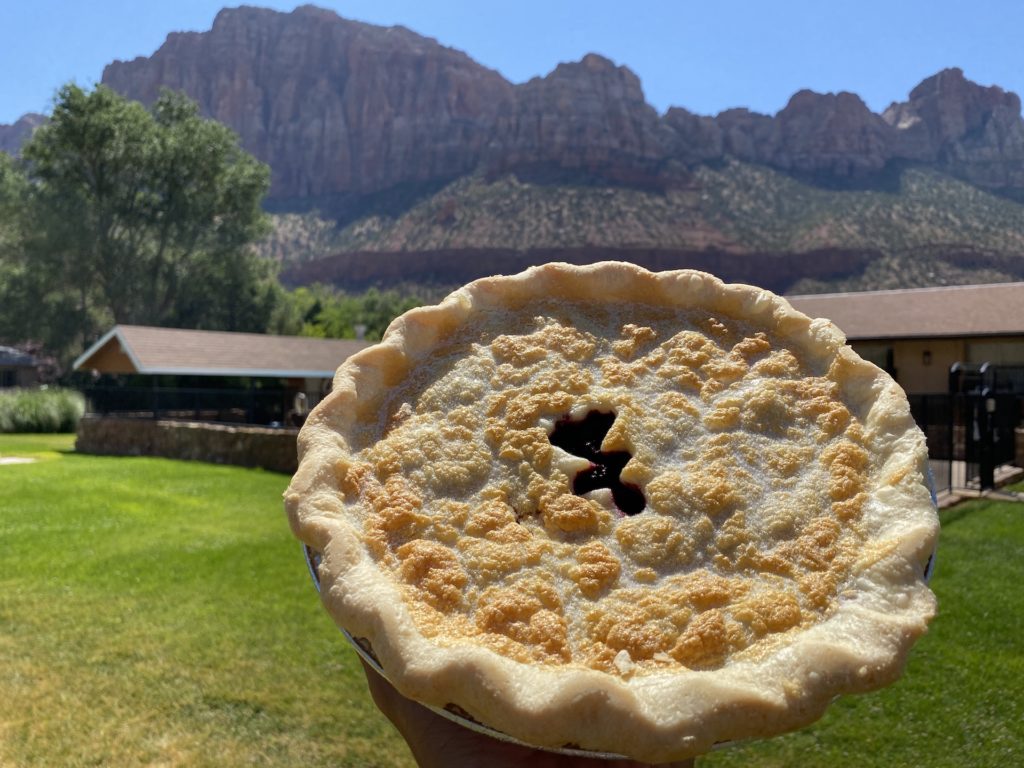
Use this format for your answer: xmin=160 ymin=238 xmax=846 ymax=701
xmin=788 ymin=282 xmax=1024 ymax=394
xmin=0 ymin=345 xmax=37 ymax=388
xmin=73 ymin=325 xmax=368 ymax=424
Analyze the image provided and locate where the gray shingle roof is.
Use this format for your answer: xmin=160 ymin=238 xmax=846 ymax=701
xmin=787 ymin=282 xmax=1024 ymax=340
xmin=71 ymin=282 xmax=1024 ymax=378
xmin=73 ymin=325 xmax=369 ymax=378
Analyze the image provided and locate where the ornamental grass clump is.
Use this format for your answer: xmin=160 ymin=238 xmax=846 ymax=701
xmin=0 ymin=387 xmax=85 ymax=433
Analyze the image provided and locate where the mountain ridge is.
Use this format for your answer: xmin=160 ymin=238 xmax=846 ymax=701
xmin=4 ymin=5 xmax=1024 ymax=293
xmin=91 ymin=5 xmax=1024 ymax=217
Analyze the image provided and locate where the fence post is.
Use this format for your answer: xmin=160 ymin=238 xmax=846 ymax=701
xmin=978 ymin=388 xmax=996 ymax=491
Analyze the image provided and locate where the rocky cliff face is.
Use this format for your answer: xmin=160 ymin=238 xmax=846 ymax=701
xmin=484 ymin=54 xmax=676 ymax=187
xmin=0 ymin=113 xmax=46 ymax=155
xmin=94 ymin=6 xmax=1024 ymax=214
xmin=102 ymin=5 xmax=513 ymax=205
xmin=883 ymin=68 xmax=1024 ymax=188
xmin=760 ymin=90 xmax=894 ymax=178
xmin=102 ymin=6 xmax=684 ymax=207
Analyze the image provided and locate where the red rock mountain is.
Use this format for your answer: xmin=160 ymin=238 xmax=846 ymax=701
xmin=882 ymin=68 xmax=1024 ymax=188
xmin=102 ymin=5 xmax=513 ymax=206
xmin=6 ymin=5 xmax=1022 ymax=219
xmin=0 ymin=113 xmax=46 ymax=155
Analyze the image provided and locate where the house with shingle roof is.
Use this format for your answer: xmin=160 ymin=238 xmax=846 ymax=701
xmin=73 ymin=325 xmax=367 ymax=380
xmin=74 ymin=283 xmax=1024 ymax=403
xmin=73 ymin=325 xmax=368 ymax=425
xmin=788 ymin=282 xmax=1024 ymax=394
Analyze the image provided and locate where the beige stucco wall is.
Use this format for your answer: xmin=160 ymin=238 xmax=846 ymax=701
xmin=81 ymin=339 xmax=137 ymax=374
xmin=891 ymin=338 xmax=966 ymax=394
xmin=851 ymin=336 xmax=1024 ymax=395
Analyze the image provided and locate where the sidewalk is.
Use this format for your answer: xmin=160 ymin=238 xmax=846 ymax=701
xmin=934 ymin=462 xmax=1024 ymax=508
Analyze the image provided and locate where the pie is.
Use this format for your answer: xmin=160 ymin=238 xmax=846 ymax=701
xmin=284 ymin=262 xmax=938 ymax=762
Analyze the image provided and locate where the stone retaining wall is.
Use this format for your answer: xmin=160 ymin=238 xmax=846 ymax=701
xmin=76 ymin=415 xmax=299 ymax=474
xmin=76 ymin=418 xmax=1024 ymax=476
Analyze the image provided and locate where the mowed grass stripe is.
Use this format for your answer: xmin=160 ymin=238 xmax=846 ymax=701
xmin=0 ymin=434 xmax=414 ymax=768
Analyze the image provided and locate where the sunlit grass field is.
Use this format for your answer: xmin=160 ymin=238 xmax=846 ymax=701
xmin=704 ymin=486 xmax=1024 ymax=767
xmin=1 ymin=433 xmax=1022 ymax=766
xmin=0 ymin=434 xmax=414 ymax=767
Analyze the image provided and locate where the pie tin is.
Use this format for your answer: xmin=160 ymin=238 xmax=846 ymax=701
xmin=301 ymin=475 xmax=938 ymax=760
xmin=924 ymin=466 xmax=939 ymax=584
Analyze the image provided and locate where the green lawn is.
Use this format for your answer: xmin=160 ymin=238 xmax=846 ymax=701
xmin=0 ymin=434 xmax=414 ymax=768
xmin=1 ymin=434 xmax=1021 ymax=766
xmin=703 ymin=491 xmax=1024 ymax=767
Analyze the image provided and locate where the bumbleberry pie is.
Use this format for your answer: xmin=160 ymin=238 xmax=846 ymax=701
xmin=285 ymin=262 xmax=938 ymax=762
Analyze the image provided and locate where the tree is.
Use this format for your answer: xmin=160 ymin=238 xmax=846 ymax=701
xmin=0 ymin=154 xmax=75 ymax=350
xmin=0 ymin=84 xmax=275 ymax=362
xmin=269 ymin=284 xmax=422 ymax=341
xmin=0 ymin=153 xmax=25 ymax=250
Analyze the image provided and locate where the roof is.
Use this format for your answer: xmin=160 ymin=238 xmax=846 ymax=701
xmin=70 ymin=283 xmax=1024 ymax=376
xmin=786 ymin=282 xmax=1024 ymax=341
xmin=0 ymin=345 xmax=35 ymax=367
xmin=72 ymin=325 xmax=369 ymax=378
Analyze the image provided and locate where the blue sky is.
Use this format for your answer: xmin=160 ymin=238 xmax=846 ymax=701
xmin=3 ymin=0 xmax=1023 ymax=125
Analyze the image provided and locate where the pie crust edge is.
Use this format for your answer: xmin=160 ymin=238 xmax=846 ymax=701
xmin=284 ymin=261 xmax=938 ymax=762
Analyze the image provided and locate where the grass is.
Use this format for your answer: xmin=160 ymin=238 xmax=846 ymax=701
xmin=1 ymin=434 xmax=1021 ymax=766
xmin=703 ymin=494 xmax=1024 ymax=767
xmin=0 ymin=434 xmax=414 ymax=768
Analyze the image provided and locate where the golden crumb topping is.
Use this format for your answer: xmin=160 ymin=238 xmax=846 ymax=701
xmin=336 ymin=301 xmax=882 ymax=674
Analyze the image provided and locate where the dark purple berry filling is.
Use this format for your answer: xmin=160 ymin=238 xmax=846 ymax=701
xmin=549 ymin=410 xmax=646 ymax=516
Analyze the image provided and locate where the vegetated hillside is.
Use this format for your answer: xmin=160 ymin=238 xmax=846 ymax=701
xmin=257 ymin=211 xmax=351 ymax=266
xmin=267 ymin=160 xmax=1024 ymax=294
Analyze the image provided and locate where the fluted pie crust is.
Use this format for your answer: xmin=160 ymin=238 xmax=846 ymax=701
xmin=285 ymin=262 xmax=938 ymax=762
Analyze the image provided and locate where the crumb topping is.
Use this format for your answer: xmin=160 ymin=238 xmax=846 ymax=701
xmin=341 ymin=302 xmax=879 ymax=674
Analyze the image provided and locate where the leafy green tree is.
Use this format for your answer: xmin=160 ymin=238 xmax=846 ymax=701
xmin=270 ymin=284 xmax=421 ymax=341
xmin=1 ymin=84 xmax=275 ymax=361
xmin=0 ymin=155 xmax=76 ymax=349
xmin=0 ymin=153 xmax=25 ymax=250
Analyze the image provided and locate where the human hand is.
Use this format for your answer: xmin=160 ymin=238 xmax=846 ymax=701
xmin=361 ymin=660 xmax=696 ymax=768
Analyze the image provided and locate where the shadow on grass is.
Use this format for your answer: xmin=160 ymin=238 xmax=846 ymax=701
xmin=940 ymin=504 xmax=976 ymax=528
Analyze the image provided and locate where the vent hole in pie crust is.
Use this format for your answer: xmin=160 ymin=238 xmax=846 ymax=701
xmin=549 ymin=410 xmax=646 ymax=516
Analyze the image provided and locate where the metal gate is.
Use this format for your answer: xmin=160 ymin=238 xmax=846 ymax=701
xmin=908 ymin=363 xmax=1021 ymax=493
xmin=949 ymin=363 xmax=1019 ymax=491
xmin=907 ymin=393 xmax=954 ymax=493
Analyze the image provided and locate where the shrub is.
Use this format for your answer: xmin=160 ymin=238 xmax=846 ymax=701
xmin=0 ymin=387 xmax=85 ymax=433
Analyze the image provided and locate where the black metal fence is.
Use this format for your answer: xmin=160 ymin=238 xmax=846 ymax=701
xmin=908 ymin=390 xmax=1022 ymax=494
xmin=82 ymin=385 xmax=325 ymax=427
xmin=908 ymin=393 xmax=955 ymax=494
xmin=909 ymin=360 xmax=1019 ymax=493
xmin=80 ymin=364 xmax=1023 ymax=488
